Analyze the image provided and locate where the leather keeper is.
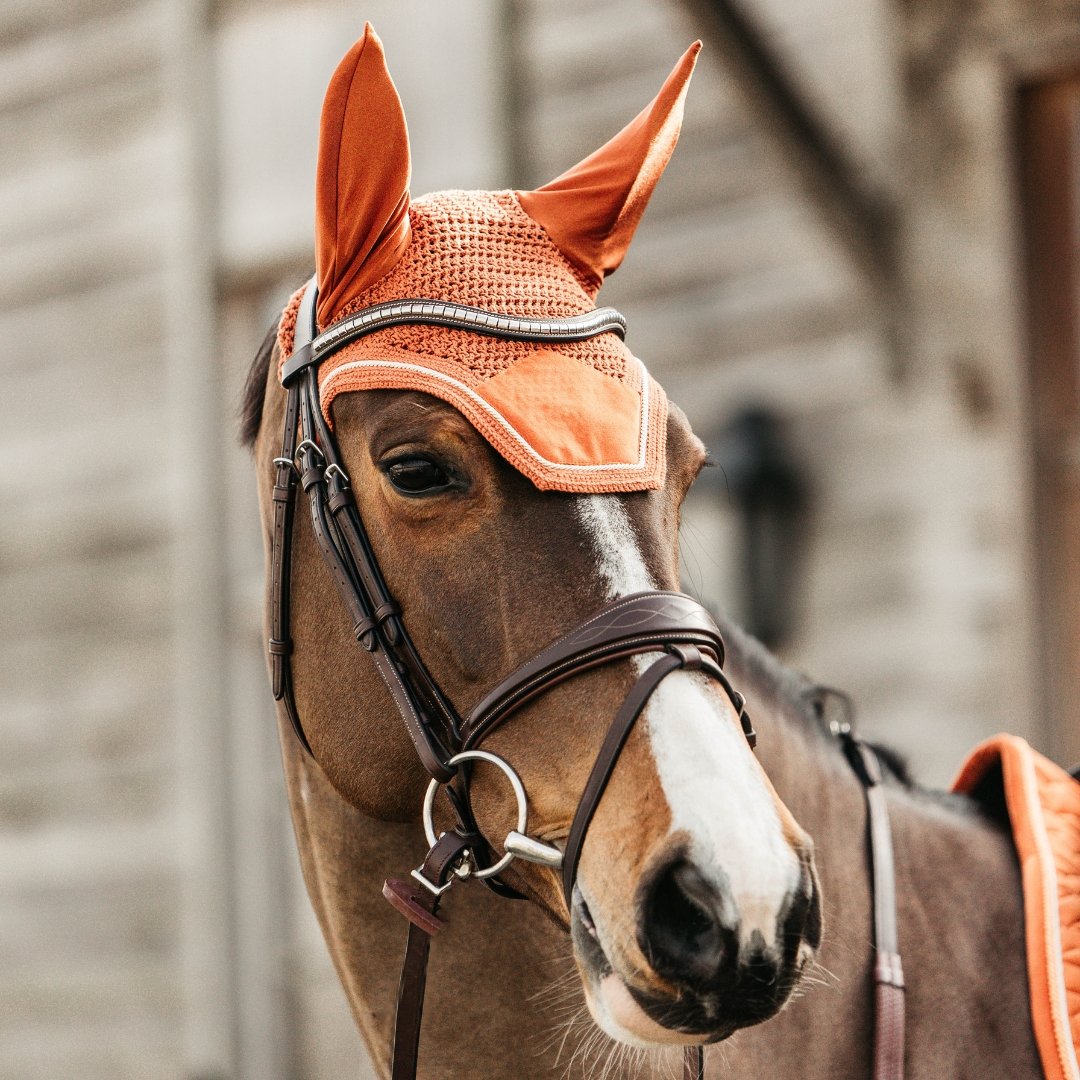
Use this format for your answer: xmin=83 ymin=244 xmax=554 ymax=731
xmin=328 ymin=488 xmax=355 ymax=514
xmin=374 ymin=601 xmax=401 ymax=623
xmin=741 ymin=710 xmax=757 ymax=749
xmin=875 ymin=951 xmax=905 ymax=988
xmin=669 ymin=643 xmax=703 ymax=669
xmin=300 ymin=465 xmax=323 ymax=492
xmin=354 ymin=617 xmax=378 ymax=650
xmin=280 ymin=342 xmax=313 ymax=386
xmin=271 ymin=654 xmax=285 ymax=700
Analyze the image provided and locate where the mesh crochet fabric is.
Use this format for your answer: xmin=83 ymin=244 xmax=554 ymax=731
xmin=278 ymin=190 xmax=667 ymax=493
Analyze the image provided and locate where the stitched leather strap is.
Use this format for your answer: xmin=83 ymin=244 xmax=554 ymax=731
xmin=268 ymin=285 xmax=316 ymax=754
xmin=463 ymin=592 xmax=732 ymax=745
xmin=280 ymin=298 xmax=628 ymax=384
xmin=841 ymin=734 xmax=905 ymax=1080
xmin=560 ymin=646 xmax=736 ymax=905
xmin=387 ymin=832 xmax=472 ymax=1080
xmin=271 ymin=280 xmax=460 ymax=780
xmin=562 ymin=651 xmax=681 ymax=903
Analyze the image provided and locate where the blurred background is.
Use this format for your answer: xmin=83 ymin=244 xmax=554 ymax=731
xmin=3 ymin=0 xmax=1079 ymax=1076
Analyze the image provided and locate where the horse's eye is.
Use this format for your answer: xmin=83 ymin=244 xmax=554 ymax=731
xmin=385 ymin=457 xmax=453 ymax=494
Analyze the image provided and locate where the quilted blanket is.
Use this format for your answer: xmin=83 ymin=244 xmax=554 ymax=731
xmin=953 ymin=735 xmax=1080 ymax=1080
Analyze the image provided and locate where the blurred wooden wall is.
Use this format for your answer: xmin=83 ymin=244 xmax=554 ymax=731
xmin=3 ymin=0 xmax=1079 ymax=1077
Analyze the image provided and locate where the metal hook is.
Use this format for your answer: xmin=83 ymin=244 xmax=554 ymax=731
xmin=324 ymin=462 xmax=350 ymax=485
xmin=294 ymin=439 xmax=324 ymax=467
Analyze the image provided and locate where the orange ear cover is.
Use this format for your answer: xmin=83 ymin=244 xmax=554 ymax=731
xmin=516 ymin=41 xmax=701 ymax=292
xmin=315 ymin=24 xmax=412 ymax=328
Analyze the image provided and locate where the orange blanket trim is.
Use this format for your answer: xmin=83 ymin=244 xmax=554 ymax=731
xmin=952 ymin=735 xmax=1080 ymax=1080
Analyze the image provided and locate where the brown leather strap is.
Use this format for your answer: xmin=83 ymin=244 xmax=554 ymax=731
xmin=874 ymin=977 xmax=906 ymax=1080
xmin=463 ymin=592 xmax=730 ymax=746
xmin=561 ymin=645 xmax=739 ymax=907
xmin=841 ymin=733 xmax=905 ymax=1080
xmin=280 ymin=297 xmax=629 ymax=383
xmin=294 ymin=375 xmax=457 ymax=777
xmin=269 ymin=326 xmax=310 ymax=752
xmin=305 ymin=378 xmax=461 ymax=743
xmin=392 ymin=922 xmax=434 ymax=1080
xmin=387 ymin=832 xmax=471 ymax=1080
xmin=562 ymin=650 xmax=683 ymax=903
xmin=272 ymin=281 xmax=459 ymax=780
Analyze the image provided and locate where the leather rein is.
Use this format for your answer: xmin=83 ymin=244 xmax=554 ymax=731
xmin=266 ymin=278 xmax=905 ymax=1079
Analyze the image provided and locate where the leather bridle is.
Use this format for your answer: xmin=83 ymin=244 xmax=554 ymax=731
xmin=266 ymin=278 xmax=905 ymax=1080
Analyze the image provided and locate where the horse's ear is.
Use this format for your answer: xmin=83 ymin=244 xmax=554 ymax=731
xmin=315 ymin=24 xmax=411 ymax=327
xmin=517 ymin=42 xmax=700 ymax=292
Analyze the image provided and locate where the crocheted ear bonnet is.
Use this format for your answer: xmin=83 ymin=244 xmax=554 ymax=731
xmin=278 ymin=25 xmax=699 ymax=493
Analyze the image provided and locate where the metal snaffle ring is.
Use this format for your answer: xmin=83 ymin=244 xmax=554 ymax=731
xmin=423 ymin=750 xmax=528 ymax=881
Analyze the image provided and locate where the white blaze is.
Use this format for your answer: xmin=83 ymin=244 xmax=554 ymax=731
xmin=575 ymin=494 xmax=653 ymax=595
xmin=575 ymin=495 xmax=801 ymax=948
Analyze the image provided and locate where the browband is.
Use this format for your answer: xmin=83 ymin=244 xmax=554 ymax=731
xmin=281 ymin=284 xmax=628 ymax=385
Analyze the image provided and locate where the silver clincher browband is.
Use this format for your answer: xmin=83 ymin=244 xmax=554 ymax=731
xmin=280 ymin=280 xmax=628 ymax=386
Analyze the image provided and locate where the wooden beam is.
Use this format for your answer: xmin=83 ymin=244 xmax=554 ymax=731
xmin=1018 ymin=78 xmax=1080 ymax=768
xmin=682 ymin=0 xmax=898 ymax=298
xmin=162 ymin=1 xmax=239 ymax=1077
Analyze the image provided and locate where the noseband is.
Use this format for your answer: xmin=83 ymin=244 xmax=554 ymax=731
xmin=269 ymin=279 xmax=756 ymax=1078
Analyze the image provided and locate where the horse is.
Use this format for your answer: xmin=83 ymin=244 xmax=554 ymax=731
xmin=242 ymin=24 xmax=1040 ymax=1079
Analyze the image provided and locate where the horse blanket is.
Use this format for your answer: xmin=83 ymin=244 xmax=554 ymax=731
xmin=953 ymin=735 xmax=1080 ymax=1080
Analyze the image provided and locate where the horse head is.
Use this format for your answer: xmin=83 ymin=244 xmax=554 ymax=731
xmin=251 ymin=24 xmax=821 ymax=1054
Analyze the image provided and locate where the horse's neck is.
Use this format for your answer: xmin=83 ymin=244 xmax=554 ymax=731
xmin=732 ymin=706 xmax=1042 ymax=1079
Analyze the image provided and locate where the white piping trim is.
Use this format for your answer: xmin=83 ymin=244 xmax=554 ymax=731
xmin=319 ymin=357 xmax=651 ymax=473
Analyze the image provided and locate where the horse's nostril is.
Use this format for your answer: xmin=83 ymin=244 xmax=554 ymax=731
xmin=640 ymin=860 xmax=733 ymax=984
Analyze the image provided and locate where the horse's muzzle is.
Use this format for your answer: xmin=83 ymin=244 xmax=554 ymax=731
xmin=633 ymin=850 xmax=822 ymax=1035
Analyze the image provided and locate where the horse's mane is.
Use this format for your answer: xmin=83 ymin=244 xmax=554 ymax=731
xmin=239 ymin=319 xmax=278 ymax=449
xmin=712 ymin=611 xmax=916 ymax=787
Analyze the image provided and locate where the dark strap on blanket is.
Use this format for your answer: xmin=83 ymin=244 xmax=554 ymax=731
xmin=841 ymin=732 xmax=906 ymax=1080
